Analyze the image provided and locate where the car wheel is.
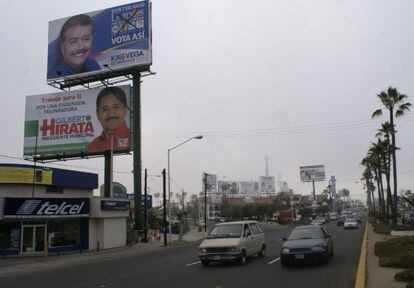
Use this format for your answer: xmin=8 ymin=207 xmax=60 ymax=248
xmin=201 ymin=260 xmax=209 ymax=267
xmin=330 ymin=246 xmax=334 ymax=257
xmin=258 ymin=245 xmax=266 ymax=257
xmin=239 ymin=250 xmax=247 ymax=265
xmin=280 ymin=258 xmax=289 ymax=267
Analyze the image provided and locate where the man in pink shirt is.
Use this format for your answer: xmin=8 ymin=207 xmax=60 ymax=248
xmin=87 ymin=87 xmax=130 ymax=153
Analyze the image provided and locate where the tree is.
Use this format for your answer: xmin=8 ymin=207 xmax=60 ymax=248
xmin=372 ymin=86 xmax=411 ymax=225
xmin=375 ymin=123 xmax=394 ymax=221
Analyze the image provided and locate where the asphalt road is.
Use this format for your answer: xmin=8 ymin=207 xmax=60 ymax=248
xmin=0 ymin=221 xmax=365 ymax=288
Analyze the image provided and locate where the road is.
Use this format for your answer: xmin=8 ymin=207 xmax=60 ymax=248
xmin=0 ymin=221 xmax=365 ymax=288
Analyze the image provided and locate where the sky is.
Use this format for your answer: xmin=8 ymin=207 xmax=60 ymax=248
xmin=1 ymin=0 xmax=414 ymax=203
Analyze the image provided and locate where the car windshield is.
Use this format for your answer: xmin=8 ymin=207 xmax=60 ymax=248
xmin=346 ymin=218 xmax=356 ymax=222
xmin=207 ymin=224 xmax=242 ymax=239
xmin=288 ymin=227 xmax=323 ymax=240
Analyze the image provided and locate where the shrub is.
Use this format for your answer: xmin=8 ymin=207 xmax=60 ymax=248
xmin=379 ymin=253 xmax=414 ymax=268
xmin=407 ymin=279 xmax=414 ymax=288
xmin=375 ymin=236 xmax=414 ymax=257
xmin=395 ymin=269 xmax=414 ymax=282
xmin=372 ymin=222 xmax=393 ymax=234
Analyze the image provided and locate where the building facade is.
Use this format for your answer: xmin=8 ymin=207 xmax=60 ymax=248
xmin=0 ymin=163 xmax=129 ymax=255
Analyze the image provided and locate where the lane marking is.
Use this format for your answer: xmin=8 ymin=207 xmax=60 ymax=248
xmin=186 ymin=261 xmax=201 ymax=267
xmin=268 ymin=257 xmax=280 ymax=264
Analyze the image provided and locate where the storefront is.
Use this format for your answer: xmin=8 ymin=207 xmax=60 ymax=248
xmin=0 ymin=163 xmax=129 ymax=256
xmin=1 ymin=197 xmax=90 ymax=255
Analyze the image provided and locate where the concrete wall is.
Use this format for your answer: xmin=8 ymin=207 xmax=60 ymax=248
xmin=89 ymin=217 xmax=126 ymax=250
xmin=88 ymin=198 xmax=128 ymax=250
xmin=0 ymin=184 xmax=93 ymax=198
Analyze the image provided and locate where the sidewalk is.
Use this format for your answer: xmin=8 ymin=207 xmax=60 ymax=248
xmin=0 ymin=225 xmax=205 ymax=274
xmin=365 ymin=222 xmax=405 ymax=288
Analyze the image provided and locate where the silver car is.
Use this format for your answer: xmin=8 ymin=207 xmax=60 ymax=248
xmin=198 ymin=221 xmax=266 ymax=267
xmin=344 ymin=218 xmax=358 ymax=229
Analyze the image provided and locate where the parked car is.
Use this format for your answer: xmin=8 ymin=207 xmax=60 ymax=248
xmin=198 ymin=221 xmax=266 ymax=267
xmin=280 ymin=225 xmax=334 ymax=266
xmin=344 ymin=218 xmax=358 ymax=229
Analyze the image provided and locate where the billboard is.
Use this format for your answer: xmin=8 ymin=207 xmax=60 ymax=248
xmin=47 ymin=1 xmax=151 ymax=82
xmin=204 ymin=173 xmax=217 ymax=194
xmin=24 ymin=85 xmax=131 ymax=158
xmin=0 ymin=167 xmax=53 ymax=185
xmin=240 ymin=181 xmax=259 ymax=195
xmin=218 ymin=181 xmax=240 ymax=196
xmin=259 ymin=176 xmax=275 ymax=194
xmin=299 ymin=165 xmax=326 ymax=182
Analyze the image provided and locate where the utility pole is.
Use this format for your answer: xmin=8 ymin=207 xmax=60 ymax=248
xmin=144 ymin=168 xmax=148 ymax=242
xmin=162 ymin=169 xmax=167 ymax=246
xmin=204 ymin=173 xmax=208 ymax=234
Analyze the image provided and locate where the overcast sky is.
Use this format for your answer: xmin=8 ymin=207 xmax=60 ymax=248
xmin=1 ymin=0 xmax=414 ymax=202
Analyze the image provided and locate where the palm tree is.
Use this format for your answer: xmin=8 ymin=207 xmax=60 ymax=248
xmin=361 ymin=158 xmax=376 ymax=217
xmin=372 ymin=86 xmax=411 ymax=225
xmin=376 ymin=122 xmax=394 ymax=221
xmin=373 ymin=139 xmax=393 ymax=221
xmin=367 ymin=144 xmax=386 ymax=220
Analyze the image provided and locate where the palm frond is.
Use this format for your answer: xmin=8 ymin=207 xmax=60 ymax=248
xmin=372 ymin=109 xmax=382 ymax=118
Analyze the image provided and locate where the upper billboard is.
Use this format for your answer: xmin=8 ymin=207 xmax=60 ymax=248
xmin=24 ymin=85 xmax=131 ymax=159
xmin=47 ymin=1 xmax=151 ymax=82
xmin=299 ymin=165 xmax=326 ymax=182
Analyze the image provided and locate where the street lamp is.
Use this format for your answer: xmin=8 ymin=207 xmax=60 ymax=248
xmin=167 ymin=135 xmax=203 ymax=243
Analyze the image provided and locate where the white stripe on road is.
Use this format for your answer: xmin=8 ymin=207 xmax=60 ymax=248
xmin=268 ymin=257 xmax=280 ymax=264
xmin=186 ymin=261 xmax=201 ymax=267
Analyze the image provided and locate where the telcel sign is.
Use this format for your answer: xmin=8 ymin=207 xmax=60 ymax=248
xmin=4 ymin=198 xmax=89 ymax=219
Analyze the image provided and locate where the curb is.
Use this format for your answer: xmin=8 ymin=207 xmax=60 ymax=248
xmin=354 ymin=223 xmax=368 ymax=288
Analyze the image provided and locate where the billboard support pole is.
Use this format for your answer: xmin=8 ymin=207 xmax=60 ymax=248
xmin=312 ymin=180 xmax=316 ymax=201
xmin=32 ymin=129 xmax=39 ymax=198
xmin=104 ymin=134 xmax=114 ymax=198
xmin=144 ymin=168 xmax=148 ymax=242
xmin=104 ymin=152 xmax=111 ymax=198
xmin=133 ymin=73 xmax=143 ymax=232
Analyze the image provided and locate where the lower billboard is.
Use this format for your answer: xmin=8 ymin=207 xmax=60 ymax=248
xmin=24 ymin=85 xmax=131 ymax=159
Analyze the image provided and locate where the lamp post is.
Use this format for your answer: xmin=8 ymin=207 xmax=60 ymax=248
xmin=167 ymin=135 xmax=203 ymax=243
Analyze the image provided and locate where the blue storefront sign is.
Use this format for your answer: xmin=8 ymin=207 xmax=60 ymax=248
xmin=4 ymin=198 xmax=89 ymax=219
xmin=101 ymin=200 xmax=130 ymax=211
xmin=127 ymin=194 xmax=152 ymax=208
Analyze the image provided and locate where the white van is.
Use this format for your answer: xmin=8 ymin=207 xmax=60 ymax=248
xmin=198 ymin=221 xmax=266 ymax=267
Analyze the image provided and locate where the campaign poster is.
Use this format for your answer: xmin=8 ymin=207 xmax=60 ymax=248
xmin=47 ymin=1 xmax=151 ymax=81
xmin=24 ymin=85 xmax=131 ymax=158
xmin=240 ymin=181 xmax=259 ymax=195
xmin=204 ymin=173 xmax=217 ymax=195
xmin=259 ymin=176 xmax=275 ymax=194
xmin=299 ymin=165 xmax=326 ymax=182
xmin=218 ymin=181 xmax=240 ymax=196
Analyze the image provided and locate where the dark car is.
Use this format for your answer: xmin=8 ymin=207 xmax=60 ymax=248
xmin=280 ymin=225 xmax=334 ymax=266
xmin=337 ymin=216 xmax=346 ymax=226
